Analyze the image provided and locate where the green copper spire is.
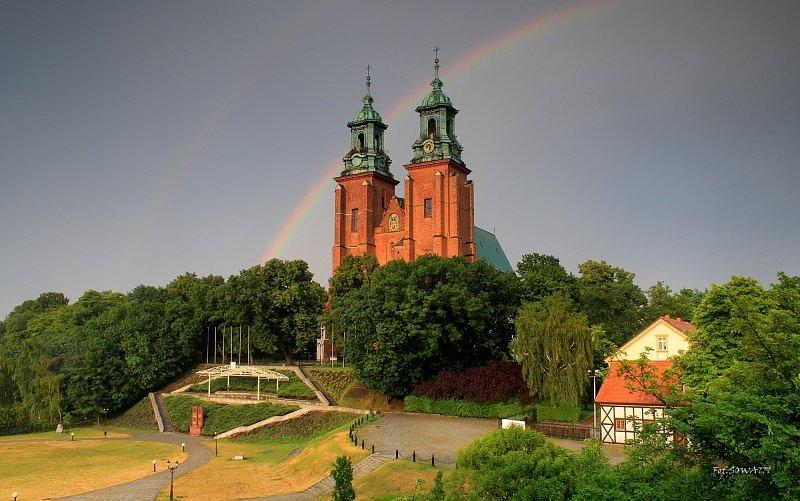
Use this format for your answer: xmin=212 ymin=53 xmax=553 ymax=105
xmin=412 ymin=48 xmax=464 ymax=165
xmin=342 ymin=65 xmax=393 ymax=178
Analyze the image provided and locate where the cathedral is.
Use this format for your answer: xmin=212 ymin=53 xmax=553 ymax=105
xmin=332 ymin=51 xmax=512 ymax=273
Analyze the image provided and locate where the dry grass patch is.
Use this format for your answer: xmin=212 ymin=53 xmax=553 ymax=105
xmin=324 ymin=460 xmax=447 ymax=501
xmin=166 ymin=430 xmax=369 ymax=499
xmin=0 ymin=436 xmax=186 ymax=500
xmin=0 ymin=425 xmax=132 ymax=442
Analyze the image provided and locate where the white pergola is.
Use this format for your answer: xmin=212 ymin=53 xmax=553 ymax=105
xmin=196 ymin=365 xmax=289 ymax=401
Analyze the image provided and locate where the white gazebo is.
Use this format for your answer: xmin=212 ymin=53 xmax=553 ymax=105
xmin=196 ymin=364 xmax=289 ymax=401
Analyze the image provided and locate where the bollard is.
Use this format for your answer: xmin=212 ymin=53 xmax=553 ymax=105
xmin=371 ymin=444 xmax=374 ymax=453
xmin=361 ymin=439 xmax=365 ymax=450
xmin=395 ymin=449 xmax=399 ymax=459
xmin=152 ymin=459 xmax=157 ymax=472
xmin=432 ymin=454 xmax=435 ymax=467
xmin=413 ymin=451 xmax=416 ymax=462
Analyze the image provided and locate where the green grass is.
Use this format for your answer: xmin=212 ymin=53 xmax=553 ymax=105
xmin=404 ymin=395 xmax=526 ymax=418
xmin=533 ymin=403 xmax=582 ymax=423
xmin=164 ymin=395 xmax=298 ymax=436
xmin=234 ymin=411 xmax=359 ymax=444
xmin=108 ymin=397 xmax=158 ymax=431
xmin=306 ymin=367 xmax=358 ymax=402
xmin=187 ymin=370 xmax=316 ymax=399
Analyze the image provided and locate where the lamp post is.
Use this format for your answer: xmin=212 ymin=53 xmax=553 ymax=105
xmin=214 ymin=434 xmax=218 ymax=456
xmin=181 ymin=442 xmax=185 ymax=452
xmin=70 ymin=432 xmax=74 ymax=441
xmin=167 ymin=460 xmax=179 ymax=500
xmin=13 ymin=492 xmax=18 ymax=501
xmin=152 ymin=459 xmax=156 ymax=472
xmin=588 ymin=369 xmax=600 ymax=438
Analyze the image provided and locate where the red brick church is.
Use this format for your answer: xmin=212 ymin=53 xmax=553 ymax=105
xmin=332 ymin=52 xmax=512 ymax=273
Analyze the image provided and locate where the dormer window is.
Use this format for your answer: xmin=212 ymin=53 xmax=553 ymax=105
xmin=357 ymin=132 xmax=365 ymax=151
xmin=427 ymin=118 xmax=436 ymax=139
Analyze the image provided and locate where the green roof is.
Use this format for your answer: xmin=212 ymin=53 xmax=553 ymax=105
xmin=474 ymin=226 xmax=513 ymax=272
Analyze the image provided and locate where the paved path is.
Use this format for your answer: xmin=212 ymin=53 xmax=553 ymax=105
xmin=61 ymin=432 xmax=212 ymax=501
xmin=357 ymin=413 xmax=498 ymax=465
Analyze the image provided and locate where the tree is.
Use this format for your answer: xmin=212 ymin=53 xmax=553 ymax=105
xmin=338 ymin=256 xmax=521 ymax=398
xmin=642 ymin=281 xmax=704 ymax=325
xmin=331 ymin=454 xmax=355 ymax=501
xmin=329 ymin=254 xmax=379 ymax=304
xmin=516 ymin=253 xmax=577 ymax=303
xmin=576 ymin=260 xmax=647 ymax=348
xmin=668 ymin=273 xmax=800 ymax=498
xmin=511 ymin=294 xmax=593 ymax=406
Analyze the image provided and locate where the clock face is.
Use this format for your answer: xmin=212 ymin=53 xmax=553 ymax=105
xmin=422 ymin=139 xmax=435 ymax=154
xmin=351 ymin=155 xmax=362 ymax=167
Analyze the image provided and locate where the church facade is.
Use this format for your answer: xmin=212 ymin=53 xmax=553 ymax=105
xmin=332 ymin=53 xmax=511 ymax=273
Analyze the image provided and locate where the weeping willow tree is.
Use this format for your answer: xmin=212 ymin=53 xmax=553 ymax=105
xmin=511 ymin=294 xmax=593 ymax=406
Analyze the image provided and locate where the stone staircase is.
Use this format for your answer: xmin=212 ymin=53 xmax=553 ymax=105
xmin=304 ymin=453 xmax=393 ymax=497
xmin=151 ymin=392 xmax=174 ymax=432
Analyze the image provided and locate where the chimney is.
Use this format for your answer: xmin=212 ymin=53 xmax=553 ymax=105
xmin=676 ymin=317 xmax=682 ymax=322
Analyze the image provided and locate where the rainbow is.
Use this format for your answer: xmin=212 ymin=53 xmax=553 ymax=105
xmin=261 ymin=0 xmax=615 ymax=262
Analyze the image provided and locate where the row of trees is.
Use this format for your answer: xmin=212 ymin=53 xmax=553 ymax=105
xmin=0 ymin=259 xmax=325 ymax=429
xmin=329 ymin=252 xmax=704 ymax=403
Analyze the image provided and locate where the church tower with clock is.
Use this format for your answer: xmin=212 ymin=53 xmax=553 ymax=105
xmin=333 ymin=51 xmax=509 ymax=273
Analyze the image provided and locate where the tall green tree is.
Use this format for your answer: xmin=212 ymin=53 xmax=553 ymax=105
xmin=331 ymin=454 xmax=355 ymax=501
xmin=576 ymin=260 xmax=647 ymax=347
xmin=642 ymin=281 xmax=704 ymax=325
xmin=516 ymin=253 xmax=577 ymax=303
xmin=511 ymin=294 xmax=593 ymax=406
xmin=338 ymin=256 xmax=521 ymax=398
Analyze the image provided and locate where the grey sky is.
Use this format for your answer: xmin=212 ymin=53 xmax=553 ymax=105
xmin=1 ymin=0 xmax=799 ymax=316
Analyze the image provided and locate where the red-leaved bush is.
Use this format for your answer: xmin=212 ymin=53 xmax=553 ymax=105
xmin=412 ymin=361 xmax=532 ymax=404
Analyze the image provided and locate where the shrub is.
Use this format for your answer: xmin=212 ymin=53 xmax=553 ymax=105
xmin=412 ymin=361 xmax=530 ymax=404
xmin=306 ymin=368 xmax=358 ymax=401
xmin=164 ymin=395 xmax=297 ymax=436
xmin=404 ymin=395 xmax=525 ymax=418
xmin=331 ymin=454 xmax=355 ymax=501
xmin=0 ymin=405 xmax=49 ymax=436
xmin=234 ymin=411 xmax=357 ymax=443
xmin=535 ymin=403 xmax=581 ymax=423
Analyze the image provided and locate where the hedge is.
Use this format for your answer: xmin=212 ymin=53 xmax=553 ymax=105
xmin=534 ymin=403 xmax=581 ymax=423
xmin=0 ymin=405 xmax=50 ymax=436
xmin=412 ymin=361 xmax=530 ymax=404
xmin=404 ymin=395 xmax=525 ymax=419
xmin=164 ymin=395 xmax=298 ymax=436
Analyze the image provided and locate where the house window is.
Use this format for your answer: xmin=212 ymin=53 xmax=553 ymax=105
xmin=351 ymin=208 xmax=359 ymax=232
xmin=657 ymin=337 xmax=668 ymax=351
xmin=424 ymin=198 xmax=432 ymax=218
xmin=614 ymin=418 xmax=626 ymax=432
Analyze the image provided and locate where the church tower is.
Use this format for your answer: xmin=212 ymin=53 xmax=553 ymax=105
xmin=332 ymin=67 xmax=399 ymax=269
xmin=403 ymin=48 xmax=475 ymax=261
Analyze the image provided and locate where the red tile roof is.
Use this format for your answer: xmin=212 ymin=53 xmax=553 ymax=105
xmin=595 ymin=361 xmax=675 ymax=406
xmin=661 ymin=315 xmax=696 ymax=333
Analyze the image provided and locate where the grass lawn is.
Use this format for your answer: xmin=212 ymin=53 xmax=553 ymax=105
xmin=234 ymin=411 xmax=359 ymax=444
xmin=187 ymin=370 xmax=316 ymax=399
xmin=0 ymin=425 xmax=133 ymax=442
xmin=321 ymin=460 xmax=450 ymax=501
xmin=162 ymin=426 xmax=369 ymax=500
xmin=165 ymin=394 xmax=298 ymax=436
xmin=0 ymin=428 xmax=187 ymax=500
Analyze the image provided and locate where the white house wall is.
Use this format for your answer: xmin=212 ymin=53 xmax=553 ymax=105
xmin=599 ymin=404 xmax=666 ymax=444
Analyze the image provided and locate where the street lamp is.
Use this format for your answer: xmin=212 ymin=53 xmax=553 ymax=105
xmin=167 ymin=460 xmax=179 ymax=500
xmin=70 ymin=432 xmax=74 ymax=441
xmin=13 ymin=492 xmax=18 ymax=501
xmin=181 ymin=442 xmax=185 ymax=452
xmin=214 ymin=434 xmax=218 ymax=456
xmin=152 ymin=459 xmax=156 ymax=472
xmin=588 ymin=369 xmax=601 ymax=437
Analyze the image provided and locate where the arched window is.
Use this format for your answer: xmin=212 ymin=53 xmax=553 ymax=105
xmin=357 ymin=132 xmax=365 ymax=151
xmin=427 ymin=118 xmax=436 ymax=138
xmin=446 ymin=118 xmax=453 ymax=137
xmin=374 ymin=132 xmax=380 ymax=151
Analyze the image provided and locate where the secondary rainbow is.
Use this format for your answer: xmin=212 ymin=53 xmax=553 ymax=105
xmin=261 ymin=0 xmax=615 ymax=262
